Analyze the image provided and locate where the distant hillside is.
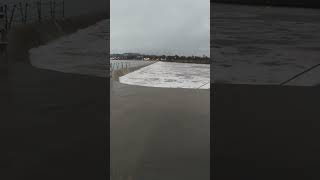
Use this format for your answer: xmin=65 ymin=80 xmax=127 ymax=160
xmin=214 ymin=0 xmax=320 ymax=8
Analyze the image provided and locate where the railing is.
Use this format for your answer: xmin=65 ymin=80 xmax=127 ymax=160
xmin=0 ymin=0 xmax=65 ymax=40
xmin=110 ymin=62 xmax=135 ymax=72
xmin=109 ymin=60 xmax=155 ymax=77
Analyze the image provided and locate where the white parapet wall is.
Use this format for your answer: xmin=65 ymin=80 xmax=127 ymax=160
xmin=119 ymin=61 xmax=210 ymax=89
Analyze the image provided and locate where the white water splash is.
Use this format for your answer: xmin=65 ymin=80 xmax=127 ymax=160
xmin=119 ymin=61 xmax=210 ymax=89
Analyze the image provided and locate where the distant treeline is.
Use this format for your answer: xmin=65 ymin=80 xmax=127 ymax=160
xmin=214 ymin=0 xmax=320 ymax=8
xmin=111 ymin=53 xmax=210 ymax=64
xmin=162 ymin=55 xmax=210 ymax=64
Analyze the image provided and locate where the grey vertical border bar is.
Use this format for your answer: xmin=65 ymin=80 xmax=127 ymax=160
xmin=1 ymin=0 xmax=110 ymax=179
xmin=106 ymin=0 xmax=111 ymax=179
xmin=210 ymin=1 xmax=214 ymax=180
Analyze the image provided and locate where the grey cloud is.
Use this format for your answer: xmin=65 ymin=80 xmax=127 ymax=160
xmin=111 ymin=0 xmax=209 ymax=56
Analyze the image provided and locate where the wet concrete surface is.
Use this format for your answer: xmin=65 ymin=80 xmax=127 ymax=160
xmin=213 ymin=83 xmax=320 ymax=179
xmin=1 ymin=62 xmax=108 ymax=180
xmin=111 ymin=80 xmax=210 ymax=180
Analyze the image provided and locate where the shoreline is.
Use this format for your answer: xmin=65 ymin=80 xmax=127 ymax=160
xmin=111 ymin=59 xmax=210 ymax=64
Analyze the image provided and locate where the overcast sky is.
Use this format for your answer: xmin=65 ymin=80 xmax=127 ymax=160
xmin=111 ymin=0 xmax=209 ymax=56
